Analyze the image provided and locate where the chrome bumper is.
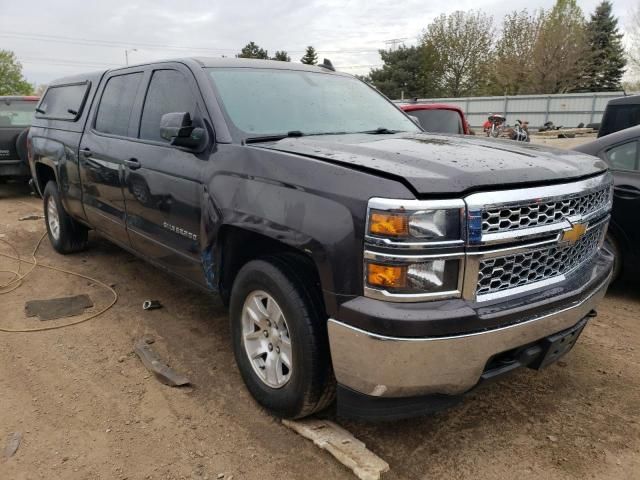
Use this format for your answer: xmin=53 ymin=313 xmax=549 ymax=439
xmin=327 ymin=275 xmax=609 ymax=398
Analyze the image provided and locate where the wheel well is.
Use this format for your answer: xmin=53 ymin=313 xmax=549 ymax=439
xmin=35 ymin=163 xmax=56 ymax=194
xmin=217 ymin=226 xmax=323 ymax=308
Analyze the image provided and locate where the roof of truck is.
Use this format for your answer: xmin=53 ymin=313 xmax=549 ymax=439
xmin=606 ymin=94 xmax=640 ymax=106
xmin=48 ymin=57 xmax=346 ymax=87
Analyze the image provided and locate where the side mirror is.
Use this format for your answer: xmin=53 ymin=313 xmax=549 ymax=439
xmin=408 ymin=114 xmax=422 ymax=128
xmin=160 ymin=112 xmax=205 ymax=149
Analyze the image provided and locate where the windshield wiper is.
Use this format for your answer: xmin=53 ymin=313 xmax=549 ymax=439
xmin=357 ymin=127 xmax=404 ymax=134
xmin=245 ymin=130 xmax=304 ymax=144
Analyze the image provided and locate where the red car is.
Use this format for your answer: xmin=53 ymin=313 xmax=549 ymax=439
xmin=400 ymin=103 xmax=471 ymax=135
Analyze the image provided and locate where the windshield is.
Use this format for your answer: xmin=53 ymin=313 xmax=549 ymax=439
xmin=0 ymin=100 xmax=36 ymax=127
xmin=411 ymin=109 xmax=463 ymax=134
xmin=207 ymin=68 xmax=420 ymax=137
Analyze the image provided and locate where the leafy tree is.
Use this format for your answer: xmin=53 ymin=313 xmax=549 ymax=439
xmin=300 ymin=46 xmax=318 ymax=65
xmin=490 ymin=10 xmax=544 ymax=95
xmin=421 ymin=11 xmax=495 ymax=97
xmin=272 ymin=51 xmax=291 ymax=62
xmin=237 ymin=41 xmax=269 ymax=59
xmin=367 ymin=46 xmax=434 ymax=99
xmin=581 ymin=1 xmax=626 ymax=91
xmin=529 ymin=0 xmax=587 ymax=93
xmin=0 ymin=50 xmax=33 ymax=96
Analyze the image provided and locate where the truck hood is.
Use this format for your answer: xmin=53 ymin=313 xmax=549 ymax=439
xmin=254 ymin=133 xmax=608 ymax=195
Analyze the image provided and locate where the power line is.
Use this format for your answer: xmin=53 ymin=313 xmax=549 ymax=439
xmin=0 ymin=31 xmax=384 ymax=55
xmin=384 ymin=38 xmax=408 ymax=50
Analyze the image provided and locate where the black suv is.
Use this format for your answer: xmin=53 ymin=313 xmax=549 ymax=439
xmin=28 ymin=58 xmax=614 ymax=420
xmin=0 ymin=95 xmax=38 ymax=180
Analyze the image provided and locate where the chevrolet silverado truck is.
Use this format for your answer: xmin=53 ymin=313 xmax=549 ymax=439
xmin=28 ymin=58 xmax=614 ymax=420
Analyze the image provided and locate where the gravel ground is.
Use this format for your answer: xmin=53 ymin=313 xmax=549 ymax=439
xmin=1 ymin=164 xmax=638 ymax=480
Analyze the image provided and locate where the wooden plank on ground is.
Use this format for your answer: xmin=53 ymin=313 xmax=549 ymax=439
xmin=283 ymin=418 xmax=390 ymax=480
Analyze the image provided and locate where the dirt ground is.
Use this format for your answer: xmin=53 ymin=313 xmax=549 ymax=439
xmin=530 ymin=133 xmax=598 ymax=149
xmin=1 ymin=164 xmax=639 ymax=479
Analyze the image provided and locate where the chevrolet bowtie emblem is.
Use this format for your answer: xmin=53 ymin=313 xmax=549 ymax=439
xmin=561 ymin=222 xmax=587 ymax=245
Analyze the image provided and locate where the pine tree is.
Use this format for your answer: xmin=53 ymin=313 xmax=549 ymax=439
xmin=272 ymin=51 xmax=291 ymax=62
xmin=300 ymin=46 xmax=318 ymax=65
xmin=236 ymin=42 xmax=269 ymax=59
xmin=582 ymin=1 xmax=626 ymax=91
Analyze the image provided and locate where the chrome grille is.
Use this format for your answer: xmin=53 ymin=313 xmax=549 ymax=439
xmin=481 ymin=185 xmax=610 ymax=234
xmin=476 ymin=223 xmax=605 ymax=296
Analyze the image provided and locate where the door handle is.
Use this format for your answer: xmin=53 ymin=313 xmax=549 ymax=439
xmin=80 ymin=148 xmax=92 ymax=157
xmin=124 ymin=158 xmax=141 ymax=170
xmin=614 ymin=184 xmax=640 ymax=199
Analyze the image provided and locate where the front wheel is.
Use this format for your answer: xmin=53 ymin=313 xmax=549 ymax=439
xmin=43 ymin=181 xmax=89 ymax=254
xmin=229 ymin=256 xmax=335 ymax=418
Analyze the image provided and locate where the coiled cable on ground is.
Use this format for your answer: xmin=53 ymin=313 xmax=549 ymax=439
xmin=0 ymin=231 xmax=118 ymax=332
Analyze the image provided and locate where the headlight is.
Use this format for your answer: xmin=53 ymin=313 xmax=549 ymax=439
xmin=364 ymin=198 xmax=466 ymax=302
xmin=365 ymin=258 xmax=461 ymax=294
xmin=367 ymin=199 xmax=464 ymax=244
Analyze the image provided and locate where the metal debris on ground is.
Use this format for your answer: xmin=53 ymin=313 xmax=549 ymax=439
xmin=25 ymin=294 xmax=93 ymax=321
xmin=282 ymin=419 xmax=390 ymax=480
xmin=133 ymin=338 xmax=190 ymax=387
xmin=142 ymin=300 xmax=162 ymax=311
xmin=4 ymin=432 xmax=22 ymax=458
xmin=18 ymin=214 xmax=44 ymax=221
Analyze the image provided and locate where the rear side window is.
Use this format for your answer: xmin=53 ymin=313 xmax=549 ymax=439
xmin=139 ymin=69 xmax=197 ymax=142
xmin=606 ymin=141 xmax=638 ymax=171
xmin=0 ymin=99 xmax=36 ymax=127
xmin=95 ymin=73 xmax=144 ymax=137
xmin=38 ymin=83 xmax=88 ymax=121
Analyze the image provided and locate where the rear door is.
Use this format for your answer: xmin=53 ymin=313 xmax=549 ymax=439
xmin=603 ymin=140 xmax=640 ymax=260
xmin=79 ymin=69 xmax=146 ymax=246
xmin=122 ymin=64 xmax=208 ymax=284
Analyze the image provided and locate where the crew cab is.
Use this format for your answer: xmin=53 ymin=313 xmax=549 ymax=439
xmin=29 ymin=58 xmax=614 ymax=420
xmin=0 ymin=95 xmax=39 ymax=180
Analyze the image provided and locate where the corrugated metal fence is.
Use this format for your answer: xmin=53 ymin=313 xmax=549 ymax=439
xmin=408 ymin=92 xmax=624 ymax=129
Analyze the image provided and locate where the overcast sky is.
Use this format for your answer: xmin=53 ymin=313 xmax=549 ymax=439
xmin=1 ymin=0 xmax=636 ymax=86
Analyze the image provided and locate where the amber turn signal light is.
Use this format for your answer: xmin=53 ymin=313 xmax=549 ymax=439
xmin=369 ymin=212 xmax=409 ymax=237
xmin=367 ymin=263 xmax=407 ymax=288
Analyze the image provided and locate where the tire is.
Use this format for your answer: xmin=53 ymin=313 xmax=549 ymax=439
xmin=15 ymin=128 xmax=29 ymax=166
xmin=43 ymin=181 xmax=89 ymax=254
xmin=603 ymin=233 xmax=622 ymax=283
xmin=229 ymin=255 xmax=335 ymax=418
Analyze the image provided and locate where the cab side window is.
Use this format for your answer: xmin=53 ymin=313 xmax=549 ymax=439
xmin=139 ymin=70 xmax=197 ymax=143
xmin=94 ymin=73 xmax=144 ymax=137
xmin=606 ymin=141 xmax=638 ymax=171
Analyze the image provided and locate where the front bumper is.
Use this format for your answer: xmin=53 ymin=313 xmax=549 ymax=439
xmin=328 ymin=255 xmax=611 ymax=410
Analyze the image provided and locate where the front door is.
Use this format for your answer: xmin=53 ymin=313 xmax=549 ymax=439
xmin=79 ymin=70 xmax=146 ymax=246
xmin=122 ymin=66 xmax=208 ymax=285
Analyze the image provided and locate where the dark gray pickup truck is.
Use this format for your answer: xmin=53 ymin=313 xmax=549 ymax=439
xmin=28 ymin=58 xmax=614 ymax=420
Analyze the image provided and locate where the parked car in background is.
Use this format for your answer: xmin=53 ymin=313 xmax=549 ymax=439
xmin=400 ymin=103 xmax=471 ymax=135
xmin=574 ymin=125 xmax=640 ymax=280
xmin=0 ymin=95 xmax=39 ymax=181
xmin=598 ymin=95 xmax=640 ymax=138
